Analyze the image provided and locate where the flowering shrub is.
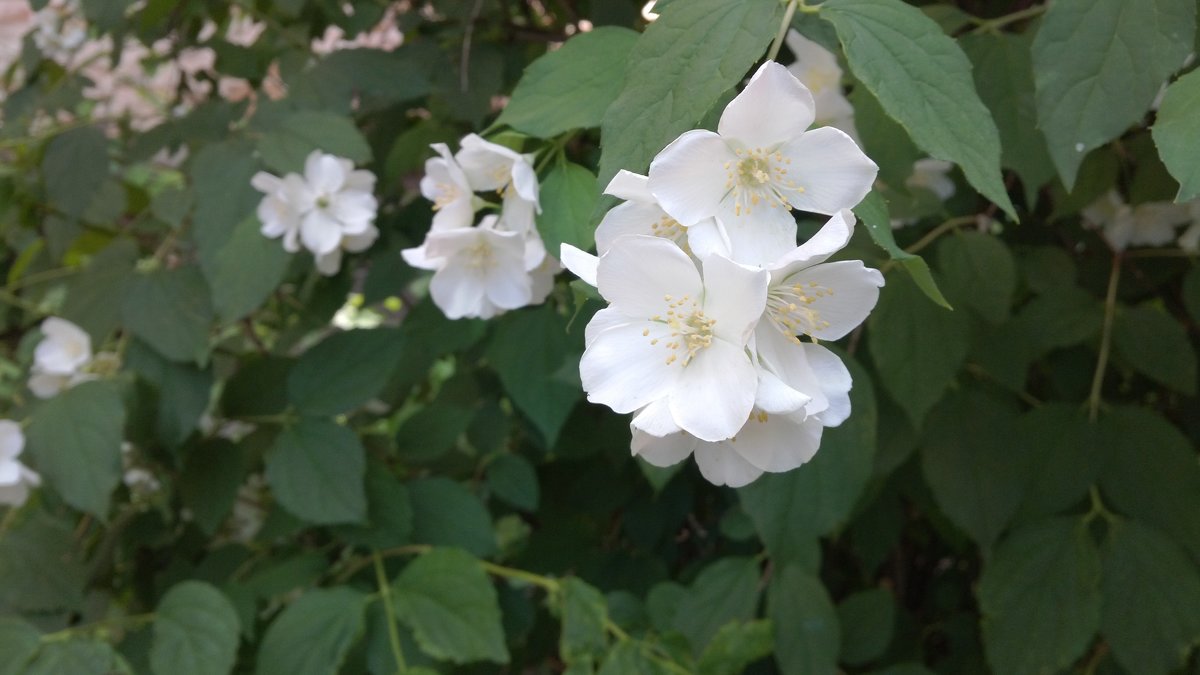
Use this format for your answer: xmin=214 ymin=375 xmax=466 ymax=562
xmin=0 ymin=0 xmax=1199 ymax=674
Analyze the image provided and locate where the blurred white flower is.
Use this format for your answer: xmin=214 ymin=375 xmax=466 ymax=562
xmin=421 ymin=143 xmax=476 ymax=232
xmin=648 ymin=61 xmax=877 ymax=265
xmin=0 ymin=420 xmax=40 ymax=507
xmin=1083 ymin=190 xmax=1191 ymax=251
xmin=455 ymin=134 xmax=541 ymax=237
xmin=1178 ymin=202 xmax=1200 ymax=251
xmin=785 ymin=30 xmax=857 ymax=139
xmin=906 ymin=158 xmax=956 ymax=201
xmin=29 ymin=317 xmax=95 ymax=398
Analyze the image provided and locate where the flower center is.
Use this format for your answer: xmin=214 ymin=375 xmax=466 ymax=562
xmin=433 ymin=183 xmax=458 ymax=210
xmin=646 ymin=294 xmax=716 ymax=366
xmin=649 ymin=214 xmax=689 ymax=251
xmin=464 ymin=242 xmax=495 ymax=270
xmin=766 ymin=278 xmax=833 ymax=341
xmin=316 ymin=195 xmax=331 ymax=209
xmin=723 ymin=147 xmax=804 ymax=217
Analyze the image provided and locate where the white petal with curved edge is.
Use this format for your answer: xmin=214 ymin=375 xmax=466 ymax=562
xmin=631 ymin=398 xmax=682 ymax=437
xmin=401 ymin=242 xmax=443 ymax=270
xmin=331 ymin=192 xmax=377 ymax=233
xmin=777 ymin=127 xmax=877 ymax=215
xmin=693 ymin=442 xmax=763 ymax=487
xmin=251 ymin=171 xmax=282 ymax=193
xmin=36 ymin=318 xmax=91 ymax=374
xmin=28 ymin=372 xmax=70 ymax=399
xmin=754 ymin=324 xmax=829 ymax=417
xmin=686 ymin=219 xmax=732 ymax=260
xmin=584 ymin=307 xmax=635 ymax=348
xmin=456 ymin=134 xmax=518 ymax=191
xmin=786 ymin=30 xmax=841 ymax=81
xmin=0 ymin=462 xmax=20 ymax=485
xmin=0 ymin=421 xmax=24 ymax=461
xmin=596 ymin=236 xmax=702 ymax=319
xmin=730 ymin=411 xmax=823 ymax=473
xmin=716 ymin=200 xmax=801 ymax=266
xmin=768 ymin=209 xmax=855 ymax=274
xmin=718 ymin=61 xmax=816 ymax=150
xmin=648 ymin=130 xmax=735 ymax=227
xmin=580 ymin=322 xmax=679 ymax=414
xmin=484 ymin=263 xmax=533 ymax=310
xmin=756 ymin=367 xmax=811 ymax=414
xmin=783 ymin=260 xmax=883 ymax=341
xmin=300 ymin=210 xmax=344 ymax=255
xmin=430 ymin=264 xmax=489 ymax=319
xmin=595 ymin=201 xmax=675 ymax=253
xmin=510 ymin=157 xmax=540 ymax=205
xmin=605 ymin=170 xmax=654 ymax=203
xmin=314 ymin=249 xmax=342 ymax=276
xmin=343 ymin=227 xmax=379 ymax=253
xmin=804 ymin=343 xmax=853 ymax=426
xmin=631 ymin=429 xmax=696 ymax=468
xmin=560 ymin=244 xmax=599 ymax=287
xmin=305 ymin=152 xmax=345 ymax=194
xmin=700 ymin=253 xmax=769 ymax=345
xmin=668 ymin=340 xmax=757 ymax=442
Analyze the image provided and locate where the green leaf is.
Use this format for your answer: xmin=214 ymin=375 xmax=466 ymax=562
xmin=408 ymin=477 xmax=497 ymax=557
xmin=190 ymin=140 xmax=262 ymax=280
xmin=596 ymin=0 xmax=782 ymax=189
xmin=1100 ymin=520 xmax=1200 ymax=675
xmin=867 ymin=271 xmax=969 ymax=427
xmin=1012 ymin=286 xmax=1103 ymax=356
xmin=122 ymin=266 xmax=214 ymax=363
xmin=265 ymin=418 xmax=367 ymax=525
xmin=537 ymin=162 xmax=600 ymax=255
xmin=559 ymin=577 xmax=608 ymax=664
xmin=1152 ymin=68 xmax=1200 ymax=200
xmin=392 ymin=548 xmax=509 ymax=665
xmin=23 ymin=640 xmax=128 ymax=675
xmin=287 ymin=328 xmax=405 ymax=416
xmin=767 ymin=565 xmax=839 ymax=675
xmin=498 ymin=27 xmax=639 ymax=138
xmin=850 ymin=87 xmax=922 ymax=192
xmin=920 ymin=388 xmax=1026 ymax=552
xmin=42 ymin=126 xmax=108 ymax=219
xmin=960 ymin=31 xmax=1056 ymax=204
xmin=0 ymin=618 xmax=40 ymax=675
xmin=1112 ymin=304 xmax=1197 ymax=395
xmin=821 ymin=0 xmax=1016 ymax=219
xmin=1031 ymin=0 xmax=1196 ymax=188
xmin=60 ymin=238 xmax=138 ymax=343
xmin=597 ymin=641 xmax=673 ymax=675
xmin=936 ymin=231 xmax=1016 ymax=324
xmin=485 ymin=305 xmax=582 ymax=445
xmin=0 ymin=511 xmax=86 ymax=613
xmin=978 ymin=518 xmax=1101 ymax=675
xmin=26 ymin=381 xmax=125 ymax=518
xmin=486 ymin=454 xmax=540 ymax=512
xmin=208 ymin=215 xmax=293 ymax=322
xmin=151 ymin=581 xmax=241 ymax=675
xmin=853 ymin=192 xmax=950 ymax=308
xmin=394 ymin=403 xmax=473 ymax=462
xmin=837 ymin=589 xmax=896 ymax=666
xmin=179 ymin=440 xmax=245 ymax=536
xmin=126 ymin=339 xmax=213 ymax=447
xmin=1013 ymin=404 xmax=1098 ymax=521
xmin=332 ymin=463 xmax=414 ymax=549
xmin=740 ymin=351 xmax=877 ymax=562
xmin=257 ymin=111 xmax=372 ymax=174
xmin=1184 ymin=267 xmax=1200 ymax=324
xmin=256 ymin=587 xmax=367 ymax=675
xmin=297 ymin=48 xmax=431 ymax=112
xmin=1097 ymin=406 xmax=1200 ymax=561
xmin=697 ymin=620 xmax=773 ymax=675
xmin=672 ymin=557 xmax=760 ymax=654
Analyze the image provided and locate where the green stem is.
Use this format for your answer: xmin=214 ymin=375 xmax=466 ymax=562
xmin=970 ymin=4 xmax=1047 ymax=33
xmin=374 ymin=552 xmax=408 ymax=674
xmin=6 ymin=265 xmax=80 ymax=291
xmin=480 ymin=561 xmax=560 ymax=591
xmin=766 ymin=0 xmax=799 ymax=62
xmin=0 ymin=288 xmax=43 ymax=315
xmin=1084 ymin=485 xmax=1118 ymax=525
xmin=1087 ymin=254 xmax=1122 ymax=423
xmin=41 ymin=613 xmax=156 ymax=642
xmin=880 ymin=215 xmax=975 ymax=273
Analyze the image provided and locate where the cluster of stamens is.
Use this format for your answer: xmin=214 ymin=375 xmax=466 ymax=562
xmin=432 ymin=182 xmax=458 ymax=210
xmin=767 ymin=278 xmax=833 ymax=342
xmin=722 ymin=147 xmax=804 ymax=216
xmin=463 ymin=241 xmax=495 ymax=269
xmin=644 ymin=294 xmax=717 ymax=366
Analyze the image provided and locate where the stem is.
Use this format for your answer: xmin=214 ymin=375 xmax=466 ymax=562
xmin=374 ymin=553 xmax=408 ymax=674
xmin=480 ymin=561 xmax=560 ymax=591
xmin=766 ymin=0 xmax=799 ymax=62
xmin=6 ymin=265 xmax=80 ymax=291
xmin=970 ymin=4 xmax=1047 ymax=33
xmin=0 ymin=288 xmax=44 ymax=315
xmin=41 ymin=613 xmax=156 ymax=642
xmin=1084 ymin=485 xmax=1118 ymax=525
xmin=333 ymin=544 xmax=431 ymax=584
xmin=1087 ymin=254 xmax=1122 ymax=422
xmin=906 ymin=215 xmax=975 ymax=255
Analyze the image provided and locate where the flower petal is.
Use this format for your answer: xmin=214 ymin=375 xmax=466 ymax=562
xmin=581 ymin=321 xmax=679 ymax=414
xmin=605 ymin=170 xmax=654 ymax=203
xmin=693 ymin=442 xmax=763 ymax=487
xmin=251 ymin=171 xmax=282 ymax=194
xmin=305 ymin=152 xmax=346 ymax=194
xmin=782 ymin=260 xmax=884 ymax=340
xmin=669 ymin=339 xmax=757 ymax=442
xmin=718 ymin=61 xmax=816 ymax=150
xmin=717 ymin=201 xmax=801 ymax=266
xmin=314 ymin=249 xmax=342 ymax=276
xmin=584 ymin=307 xmax=635 ymax=348
xmin=631 ymin=429 xmax=696 ymax=468
xmin=755 ymin=367 xmax=811 ymax=414
xmin=401 ymin=242 xmax=442 ymax=270
xmin=300 ymin=210 xmax=344 ymax=255
xmin=430 ymin=264 xmax=489 ymax=319
xmin=560 ymin=244 xmax=598 ymax=287
xmin=700 ymin=253 xmax=769 ymax=346
xmin=804 ymin=343 xmax=853 ymax=426
xmin=768 ymin=208 xmax=855 ymax=273
xmin=596 ymin=236 xmax=703 ymax=319
xmin=754 ymin=324 xmax=828 ymax=416
xmin=648 ymin=130 xmax=735 ymax=227
xmin=595 ymin=201 xmax=675 ymax=254
xmin=484 ymin=264 xmax=533 ymax=310
xmin=729 ymin=411 xmax=822 ymax=473
xmin=631 ymin=398 xmax=682 ymax=437
xmin=778 ymin=127 xmax=877 ymax=215
xmin=686 ymin=218 xmax=732 ymax=260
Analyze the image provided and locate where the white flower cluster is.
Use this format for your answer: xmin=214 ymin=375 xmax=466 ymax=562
xmin=403 ymin=135 xmax=558 ymax=320
xmin=253 ymin=150 xmax=380 ymax=275
xmin=28 ymin=317 xmax=117 ymax=399
xmin=1084 ymin=190 xmax=1200 ymax=252
xmin=562 ymin=61 xmax=883 ymax=487
xmin=0 ymin=421 xmax=40 ymax=507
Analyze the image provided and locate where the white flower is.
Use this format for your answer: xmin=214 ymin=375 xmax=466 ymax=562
xmin=785 ymin=30 xmax=857 ymax=139
xmin=648 ymin=61 xmax=877 ymax=266
xmin=1083 ymin=190 xmax=1190 ymax=251
xmin=1179 ymin=202 xmax=1200 ymax=251
xmin=402 ymin=215 xmax=537 ymax=320
xmin=0 ymin=420 xmax=40 ymax=507
xmin=420 ymin=143 xmax=476 ymax=232
xmin=29 ymin=317 xmax=94 ymax=398
xmin=577 ymin=235 xmax=770 ymax=442
xmin=594 ymin=170 xmax=730 ymax=261
xmin=315 ymin=225 xmax=380 ymax=276
xmin=253 ymin=151 xmax=378 ymax=260
xmin=906 ymin=159 xmax=956 ymax=201
xmin=455 ymin=134 xmax=541 ymax=236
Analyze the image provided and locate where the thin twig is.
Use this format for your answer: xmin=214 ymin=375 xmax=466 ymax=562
xmin=1087 ymin=254 xmax=1122 ymax=422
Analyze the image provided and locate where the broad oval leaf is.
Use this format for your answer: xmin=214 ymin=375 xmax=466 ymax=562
xmin=256 ymin=587 xmax=367 ymax=675
xmin=1152 ymin=68 xmax=1200 ymax=201
xmin=265 ymin=418 xmax=367 ymax=525
xmin=287 ymin=328 xmax=405 ymax=416
xmin=151 ymin=581 xmax=241 ymax=675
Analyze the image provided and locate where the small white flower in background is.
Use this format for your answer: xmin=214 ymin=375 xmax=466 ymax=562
xmin=785 ymin=30 xmax=857 ymax=139
xmin=227 ymin=474 xmax=267 ymax=544
xmin=252 ymin=151 xmax=379 ymax=275
xmin=120 ymin=442 xmax=161 ymax=497
xmin=28 ymin=317 xmax=101 ymax=398
xmin=571 ymin=235 xmax=770 ymax=442
xmin=421 ymin=143 xmax=477 ymax=232
xmin=1178 ymin=202 xmax=1200 ymax=251
xmin=1083 ymin=190 xmax=1191 ymax=251
xmin=197 ymin=413 xmax=257 ymax=442
xmin=455 ymin=134 xmax=541 ymax=236
xmin=906 ymin=159 xmax=956 ymax=202
xmin=0 ymin=420 xmax=40 ymax=507
xmin=648 ymin=61 xmax=877 ymax=265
